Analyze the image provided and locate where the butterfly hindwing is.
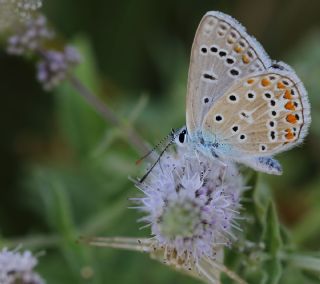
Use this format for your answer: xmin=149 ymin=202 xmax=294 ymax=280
xmin=186 ymin=11 xmax=271 ymax=137
xmin=202 ymin=66 xmax=311 ymax=157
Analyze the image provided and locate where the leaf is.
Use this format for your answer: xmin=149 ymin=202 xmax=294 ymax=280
xmin=253 ymin=176 xmax=272 ymax=226
xmin=261 ymin=202 xmax=283 ymax=284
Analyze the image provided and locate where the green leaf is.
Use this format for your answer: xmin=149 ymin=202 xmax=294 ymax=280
xmin=261 ymin=202 xmax=283 ymax=284
xmin=253 ymin=176 xmax=272 ymax=226
xmin=288 ymin=254 xmax=320 ymax=274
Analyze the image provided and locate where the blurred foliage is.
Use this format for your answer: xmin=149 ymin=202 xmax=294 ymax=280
xmin=1 ymin=0 xmax=320 ymax=283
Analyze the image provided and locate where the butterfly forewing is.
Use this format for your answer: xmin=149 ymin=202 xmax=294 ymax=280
xmin=202 ymin=68 xmax=311 ymax=156
xmin=186 ymin=11 xmax=271 ymax=137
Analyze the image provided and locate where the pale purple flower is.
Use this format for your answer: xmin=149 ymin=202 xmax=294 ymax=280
xmin=7 ymin=15 xmax=53 ymax=55
xmin=36 ymin=46 xmax=81 ymax=90
xmin=12 ymin=0 xmax=42 ymax=11
xmin=0 ymin=247 xmax=44 ymax=284
xmin=133 ymin=145 xmax=243 ymax=267
xmin=4 ymin=11 xmax=81 ymax=90
xmin=0 ymin=0 xmax=42 ymax=31
xmin=80 ymin=145 xmax=246 ymax=283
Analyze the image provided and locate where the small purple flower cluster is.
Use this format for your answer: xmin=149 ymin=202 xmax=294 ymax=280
xmin=0 ymin=247 xmax=44 ymax=284
xmin=4 ymin=11 xmax=81 ymax=90
xmin=12 ymin=0 xmax=42 ymax=11
xmin=7 ymin=15 xmax=53 ymax=55
xmin=12 ymin=0 xmax=42 ymax=20
xmin=0 ymin=0 xmax=42 ymax=31
xmin=37 ymin=46 xmax=81 ymax=90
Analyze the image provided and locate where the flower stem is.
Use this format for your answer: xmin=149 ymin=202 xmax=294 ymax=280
xmin=67 ymin=74 xmax=149 ymax=155
xmin=280 ymin=251 xmax=320 ymax=272
xmin=1 ymin=234 xmax=60 ymax=249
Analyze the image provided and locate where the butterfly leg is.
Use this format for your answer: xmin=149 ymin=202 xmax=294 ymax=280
xmin=240 ymin=156 xmax=282 ymax=175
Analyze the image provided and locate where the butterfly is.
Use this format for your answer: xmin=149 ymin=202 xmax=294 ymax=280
xmin=173 ymin=11 xmax=311 ymax=175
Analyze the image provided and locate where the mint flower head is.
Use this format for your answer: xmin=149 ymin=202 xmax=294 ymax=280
xmin=7 ymin=15 xmax=53 ymax=55
xmin=80 ymin=145 xmax=246 ymax=283
xmin=0 ymin=0 xmax=42 ymax=31
xmin=0 ymin=247 xmax=44 ymax=284
xmin=133 ymin=145 xmax=243 ymax=267
xmin=36 ymin=46 xmax=81 ymax=90
xmin=4 ymin=11 xmax=81 ymax=91
xmin=12 ymin=0 xmax=42 ymax=11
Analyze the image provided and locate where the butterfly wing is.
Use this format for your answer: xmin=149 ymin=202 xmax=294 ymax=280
xmin=202 ymin=65 xmax=311 ymax=158
xmin=186 ymin=11 xmax=271 ymax=137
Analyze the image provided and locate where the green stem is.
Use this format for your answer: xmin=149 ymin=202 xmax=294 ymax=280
xmin=1 ymin=234 xmax=60 ymax=249
xmin=280 ymin=251 xmax=320 ymax=273
xmin=67 ymin=74 xmax=149 ymax=155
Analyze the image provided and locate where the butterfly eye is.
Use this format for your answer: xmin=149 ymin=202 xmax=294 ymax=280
xmin=178 ymin=132 xmax=185 ymax=143
xmin=175 ymin=129 xmax=187 ymax=145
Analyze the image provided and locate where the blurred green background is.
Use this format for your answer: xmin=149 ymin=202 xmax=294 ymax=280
xmin=1 ymin=0 xmax=320 ymax=283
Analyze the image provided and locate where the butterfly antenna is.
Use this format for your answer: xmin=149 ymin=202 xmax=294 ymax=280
xmin=135 ymin=129 xmax=175 ymax=165
xmin=138 ymin=129 xmax=177 ymax=183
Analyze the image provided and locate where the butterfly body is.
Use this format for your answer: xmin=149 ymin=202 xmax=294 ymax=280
xmin=175 ymin=11 xmax=311 ymax=175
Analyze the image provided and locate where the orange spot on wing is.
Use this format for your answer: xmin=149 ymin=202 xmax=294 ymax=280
xmin=234 ymin=45 xmax=242 ymax=53
xmin=277 ymin=81 xmax=286 ymax=89
xmin=242 ymin=54 xmax=250 ymax=64
xmin=247 ymin=79 xmax=254 ymax=84
xmin=261 ymin=78 xmax=270 ymax=87
xmin=285 ymin=101 xmax=295 ymax=110
xmin=285 ymin=131 xmax=295 ymax=140
xmin=286 ymin=114 xmax=297 ymax=124
xmin=284 ymin=89 xmax=292 ymax=99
